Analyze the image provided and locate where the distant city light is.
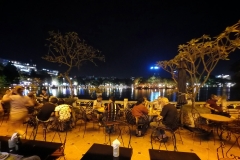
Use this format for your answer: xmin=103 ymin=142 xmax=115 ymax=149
xmin=150 ymin=66 xmax=159 ymax=70
xmin=52 ymin=81 xmax=58 ymax=85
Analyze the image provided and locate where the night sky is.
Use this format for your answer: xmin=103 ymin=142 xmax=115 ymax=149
xmin=0 ymin=0 xmax=239 ymax=78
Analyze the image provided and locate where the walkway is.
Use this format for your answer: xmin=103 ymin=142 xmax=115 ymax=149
xmin=1 ymin=121 xmax=239 ymax=160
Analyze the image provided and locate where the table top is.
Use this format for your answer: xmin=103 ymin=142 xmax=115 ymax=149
xmin=96 ymin=108 xmax=105 ymax=112
xmin=148 ymin=109 xmax=160 ymax=116
xmin=148 ymin=112 xmax=159 ymax=116
xmin=200 ymin=114 xmax=234 ymax=122
xmin=81 ymin=143 xmax=133 ymax=160
xmin=0 ymin=136 xmax=62 ymax=160
xmin=149 ymin=149 xmax=201 ymax=160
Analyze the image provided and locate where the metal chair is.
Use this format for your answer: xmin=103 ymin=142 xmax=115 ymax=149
xmin=191 ymin=111 xmax=213 ymax=144
xmin=32 ymin=116 xmax=52 ymax=141
xmin=217 ymin=141 xmax=240 ymax=160
xmin=150 ymin=116 xmax=183 ymax=151
xmin=103 ymin=120 xmax=121 ymax=145
xmin=124 ymin=108 xmax=137 ymax=134
xmin=102 ymin=103 xmax=122 ymax=145
xmin=49 ymin=122 xmax=68 ymax=160
xmin=115 ymin=120 xmax=132 ymax=148
xmin=225 ymin=122 xmax=240 ymax=155
xmin=23 ymin=115 xmax=37 ymax=139
xmin=77 ymin=106 xmax=102 ymax=137
xmin=151 ymin=130 xmax=174 ymax=150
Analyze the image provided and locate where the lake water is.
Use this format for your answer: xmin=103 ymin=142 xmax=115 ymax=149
xmin=30 ymin=86 xmax=240 ymax=102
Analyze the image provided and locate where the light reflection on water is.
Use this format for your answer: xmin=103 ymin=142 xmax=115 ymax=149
xmin=26 ymin=87 xmax=240 ymax=101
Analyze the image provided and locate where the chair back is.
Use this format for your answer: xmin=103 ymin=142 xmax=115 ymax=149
xmin=136 ymin=114 xmax=149 ymax=125
xmin=105 ymin=102 xmax=120 ymax=121
xmin=118 ymin=121 xmax=132 ymax=148
xmin=166 ymin=115 xmax=180 ymax=132
xmin=125 ymin=108 xmax=136 ymax=125
xmin=79 ymin=102 xmax=86 ymax=106
xmin=116 ymin=103 xmax=123 ymax=109
xmin=85 ymin=101 xmax=93 ymax=111
xmin=84 ymin=101 xmax=94 ymax=117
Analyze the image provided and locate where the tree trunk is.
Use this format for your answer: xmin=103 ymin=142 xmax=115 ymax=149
xmin=190 ymin=90 xmax=197 ymax=115
xmin=64 ymin=73 xmax=74 ymax=98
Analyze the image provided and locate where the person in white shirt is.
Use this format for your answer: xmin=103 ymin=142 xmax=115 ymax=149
xmin=93 ymin=95 xmax=104 ymax=109
xmin=152 ymin=96 xmax=163 ymax=111
xmin=2 ymin=86 xmax=34 ymax=136
xmin=93 ymin=95 xmax=105 ymax=124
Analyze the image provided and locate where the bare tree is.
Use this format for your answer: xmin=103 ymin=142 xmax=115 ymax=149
xmin=157 ymin=20 xmax=240 ymax=107
xmin=42 ymin=31 xmax=105 ymax=97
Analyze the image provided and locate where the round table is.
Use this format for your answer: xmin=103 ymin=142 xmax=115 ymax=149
xmin=200 ymin=114 xmax=234 ymax=140
xmin=148 ymin=112 xmax=159 ymax=116
xmin=200 ymin=114 xmax=234 ymax=122
xmin=96 ymin=108 xmax=105 ymax=113
xmin=148 ymin=111 xmax=159 ymax=122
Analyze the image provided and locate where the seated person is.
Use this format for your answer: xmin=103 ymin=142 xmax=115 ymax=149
xmin=27 ymin=92 xmax=43 ymax=114
xmin=64 ymin=98 xmax=81 ymax=126
xmin=132 ymin=97 xmax=149 ymax=136
xmin=36 ymin=97 xmax=58 ymax=122
xmin=2 ymin=86 xmax=34 ymax=135
xmin=55 ymin=100 xmax=72 ymax=122
xmin=104 ymin=96 xmax=120 ymax=121
xmin=150 ymin=97 xmax=178 ymax=142
xmin=54 ymin=99 xmax=72 ymax=131
xmin=219 ymin=95 xmax=228 ymax=112
xmin=152 ymin=96 xmax=163 ymax=111
xmin=39 ymin=88 xmax=49 ymax=104
xmin=205 ymin=94 xmax=232 ymax=118
xmin=1 ymin=90 xmax=11 ymax=115
xmin=93 ymin=95 xmax=105 ymax=121
xmin=93 ymin=95 xmax=104 ymax=109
